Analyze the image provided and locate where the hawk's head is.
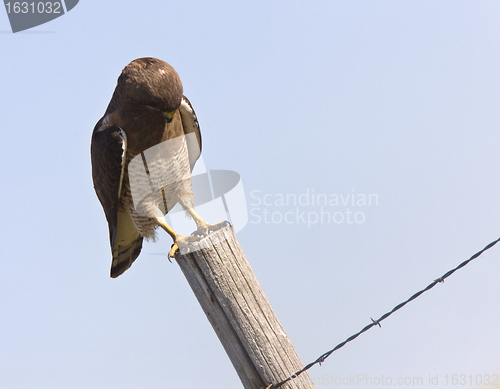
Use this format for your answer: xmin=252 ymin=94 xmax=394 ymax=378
xmin=112 ymin=57 xmax=184 ymax=123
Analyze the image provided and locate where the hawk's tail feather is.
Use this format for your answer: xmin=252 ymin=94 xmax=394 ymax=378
xmin=110 ymin=209 xmax=144 ymax=278
xmin=110 ymin=236 xmax=143 ymax=278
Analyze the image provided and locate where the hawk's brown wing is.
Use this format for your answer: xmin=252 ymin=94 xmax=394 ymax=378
xmin=91 ymin=125 xmax=143 ymax=278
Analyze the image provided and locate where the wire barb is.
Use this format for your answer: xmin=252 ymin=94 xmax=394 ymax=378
xmin=371 ymin=318 xmax=381 ymax=327
xmin=272 ymin=236 xmax=500 ymax=388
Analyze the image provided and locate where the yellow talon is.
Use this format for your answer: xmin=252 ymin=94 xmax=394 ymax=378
xmin=185 ymin=208 xmax=230 ymax=237
xmin=168 ymin=242 xmax=179 ymax=260
xmin=167 ymin=234 xmax=200 ymax=260
xmin=157 ymin=213 xmax=229 ymax=261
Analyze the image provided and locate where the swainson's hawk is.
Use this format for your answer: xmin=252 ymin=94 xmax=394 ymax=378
xmin=91 ymin=57 xmax=225 ymax=277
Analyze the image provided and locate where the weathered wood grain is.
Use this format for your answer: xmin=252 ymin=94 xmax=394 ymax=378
xmin=175 ymin=224 xmax=316 ymax=389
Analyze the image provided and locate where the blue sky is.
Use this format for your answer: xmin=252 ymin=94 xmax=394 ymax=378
xmin=1 ymin=1 xmax=499 ymax=388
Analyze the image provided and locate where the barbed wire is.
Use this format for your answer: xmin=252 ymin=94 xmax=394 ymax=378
xmin=272 ymin=236 xmax=500 ymax=388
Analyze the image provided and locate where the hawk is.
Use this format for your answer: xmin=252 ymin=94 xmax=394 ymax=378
xmin=91 ymin=58 xmax=225 ymax=278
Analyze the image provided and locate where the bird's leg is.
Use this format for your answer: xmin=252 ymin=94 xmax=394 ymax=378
xmin=156 ymin=216 xmax=198 ymax=259
xmin=185 ymin=207 xmax=229 ymax=237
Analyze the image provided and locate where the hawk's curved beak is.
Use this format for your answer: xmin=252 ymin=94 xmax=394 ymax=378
xmin=163 ymin=110 xmax=176 ymax=124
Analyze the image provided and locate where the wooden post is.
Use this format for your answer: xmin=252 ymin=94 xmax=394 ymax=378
xmin=175 ymin=224 xmax=316 ymax=389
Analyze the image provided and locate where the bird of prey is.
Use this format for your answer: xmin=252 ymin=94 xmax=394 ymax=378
xmin=91 ymin=58 xmax=224 ymax=278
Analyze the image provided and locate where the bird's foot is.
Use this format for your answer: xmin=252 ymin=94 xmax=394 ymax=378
xmin=192 ymin=220 xmax=231 ymax=237
xmin=168 ymin=234 xmax=200 ymax=260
